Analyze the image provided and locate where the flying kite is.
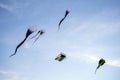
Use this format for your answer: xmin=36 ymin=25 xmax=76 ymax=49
xmin=10 ymin=27 xmax=36 ymax=57
xmin=55 ymin=52 xmax=66 ymax=61
xmin=31 ymin=30 xmax=45 ymax=44
xmin=95 ymin=58 xmax=105 ymax=74
xmin=58 ymin=9 xmax=70 ymax=30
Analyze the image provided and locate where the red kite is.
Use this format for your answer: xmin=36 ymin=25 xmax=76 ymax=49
xmin=55 ymin=52 xmax=66 ymax=61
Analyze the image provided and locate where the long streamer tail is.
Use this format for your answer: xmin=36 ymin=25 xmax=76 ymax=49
xmin=58 ymin=18 xmax=65 ymax=30
xmin=94 ymin=64 xmax=101 ymax=74
xmin=32 ymin=34 xmax=41 ymax=45
xmin=9 ymin=37 xmax=27 ymax=57
xmin=30 ymin=31 xmax=40 ymax=39
xmin=94 ymin=68 xmax=97 ymax=74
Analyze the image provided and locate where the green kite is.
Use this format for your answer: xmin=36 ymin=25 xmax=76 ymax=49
xmin=95 ymin=58 xmax=105 ymax=74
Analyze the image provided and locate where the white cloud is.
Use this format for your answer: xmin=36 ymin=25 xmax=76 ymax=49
xmin=70 ymin=53 xmax=120 ymax=67
xmin=107 ymin=59 xmax=120 ymax=67
xmin=68 ymin=10 xmax=120 ymax=40
xmin=83 ymin=54 xmax=100 ymax=63
xmin=0 ymin=70 xmax=29 ymax=80
xmin=0 ymin=3 xmax=14 ymax=12
xmin=0 ymin=1 xmax=30 ymax=13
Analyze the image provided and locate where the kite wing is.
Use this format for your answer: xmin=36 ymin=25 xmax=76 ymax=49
xmin=64 ymin=10 xmax=70 ymax=18
xmin=99 ymin=58 xmax=105 ymax=66
xmin=26 ymin=27 xmax=35 ymax=38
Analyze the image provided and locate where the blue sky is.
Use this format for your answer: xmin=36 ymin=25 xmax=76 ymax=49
xmin=0 ymin=0 xmax=120 ymax=80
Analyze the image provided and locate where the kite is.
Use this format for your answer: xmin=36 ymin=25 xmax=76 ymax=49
xmin=58 ymin=9 xmax=70 ymax=30
xmin=55 ymin=52 xmax=66 ymax=61
xmin=10 ymin=27 xmax=35 ymax=57
xmin=31 ymin=30 xmax=45 ymax=44
xmin=95 ymin=58 xmax=105 ymax=74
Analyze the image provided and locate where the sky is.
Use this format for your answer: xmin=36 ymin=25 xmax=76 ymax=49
xmin=0 ymin=0 xmax=120 ymax=80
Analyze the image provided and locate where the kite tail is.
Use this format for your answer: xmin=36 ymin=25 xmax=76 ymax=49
xmin=9 ymin=37 xmax=27 ymax=57
xmin=94 ymin=64 xmax=101 ymax=74
xmin=58 ymin=24 xmax=60 ymax=30
xmin=30 ymin=31 xmax=40 ymax=39
xmin=58 ymin=18 xmax=65 ymax=30
xmin=94 ymin=68 xmax=97 ymax=74
xmin=58 ymin=25 xmax=60 ymax=30
xmin=32 ymin=35 xmax=40 ymax=45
